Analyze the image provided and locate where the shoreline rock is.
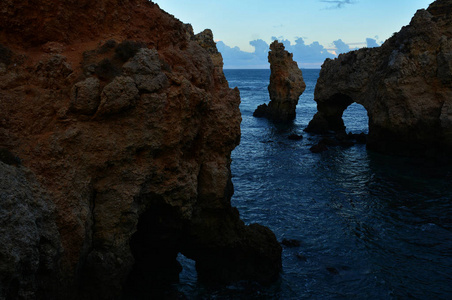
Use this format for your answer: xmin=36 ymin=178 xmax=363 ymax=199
xmin=0 ymin=1 xmax=281 ymax=298
xmin=254 ymin=41 xmax=306 ymax=122
xmin=306 ymin=0 xmax=452 ymax=161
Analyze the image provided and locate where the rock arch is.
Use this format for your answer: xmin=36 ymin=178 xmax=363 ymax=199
xmin=306 ymin=0 xmax=452 ymax=160
xmin=123 ymin=191 xmax=282 ymax=296
xmin=306 ymin=93 xmax=355 ymax=133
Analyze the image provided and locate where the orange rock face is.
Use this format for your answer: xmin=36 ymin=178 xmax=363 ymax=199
xmin=0 ymin=1 xmax=281 ymax=298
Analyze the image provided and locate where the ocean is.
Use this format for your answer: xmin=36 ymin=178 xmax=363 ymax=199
xmin=174 ymin=69 xmax=452 ymax=299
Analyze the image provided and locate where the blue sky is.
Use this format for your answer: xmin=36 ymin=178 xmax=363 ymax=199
xmin=152 ymin=0 xmax=433 ymax=68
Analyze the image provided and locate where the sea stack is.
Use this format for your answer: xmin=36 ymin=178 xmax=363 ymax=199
xmin=0 ymin=0 xmax=281 ymax=298
xmin=254 ymin=40 xmax=306 ymax=122
xmin=306 ymin=0 xmax=452 ymax=161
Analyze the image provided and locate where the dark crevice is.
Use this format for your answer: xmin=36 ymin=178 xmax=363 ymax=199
xmin=318 ymin=93 xmax=354 ymax=132
xmin=123 ymin=197 xmax=185 ymax=298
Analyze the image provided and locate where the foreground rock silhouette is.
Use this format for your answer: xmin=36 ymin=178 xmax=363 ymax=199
xmin=254 ymin=41 xmax=306 ymax=122
xmin=0 ymin=1 xmax=281 ymax=298
xmin=306 ymin=0 xmax=452 ymax=161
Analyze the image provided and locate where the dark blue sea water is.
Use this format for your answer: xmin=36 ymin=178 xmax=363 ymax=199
xmin=175 ymin=69 xmax=452 ymax=299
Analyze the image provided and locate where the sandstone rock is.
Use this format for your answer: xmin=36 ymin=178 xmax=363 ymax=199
xmin=34 ymin=54 xmax=73 ymax=89
xmin=254 ymin=41 xmax=306 ymax=122
xmin=133 ymin=73 xmax=168 ymax=93
xmin=0 ymin=1 xmax=281 ymax=298
xmin=0 ymin=43 xmax=12 ymax=65
xmin=0 ymin=148 xmax=21 ymax=166
xmin=123 ymin=49 xmax=166 ymax=91
xmin=122 ymin=48 xmax=169 ymax=93
xmin=193 ymin=29 xmax=219 ymax=55
xmin=194 ymin=29 xmax=226 ymax=85
xmin=194 ymin=29 xmax=223 ymax=68
xmin=253 ymin=103 xmax=269 ymax=118
xmin=41 ymin=41 xmax=65 ymax=54
xmin=123 ymin=48 xmax=161 ymax=74
xmin=306 ymin=0 xmax=452 ymax=160
xmin=97 ymin=76 xmax=140 ymax=116
xmin=0 ymin=162 xmax=61 ymax=299
xmin=70 ymin=77 xmax=101 ymax=115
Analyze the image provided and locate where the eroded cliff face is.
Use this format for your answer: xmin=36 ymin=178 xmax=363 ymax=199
xmin=306 ymin=0 xmax=452 ymax=160
xmin=0 ymin=1 xmax=281 ymax=298
xmin=254 ymin=41 xmax=306 ymax=122
xmin=0 ymin=160 xmax=61 ymax=299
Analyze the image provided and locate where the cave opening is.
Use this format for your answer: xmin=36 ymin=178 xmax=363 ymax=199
xmin=177 ymin=253 xmax=197 ymax=283
xmin=123 ymin=200 xmax=188 ymax=298
xmin=342 ymin=102 xmax=369 ymax=134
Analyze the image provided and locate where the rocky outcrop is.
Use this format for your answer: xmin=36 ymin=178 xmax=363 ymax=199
xmin=0 ymin=162 xmax=61 ymax=299
xmin=254 ymin=41 xmax=306 ymax=122
xmin=0 ymin=1 xmax=281 ymax=298
xmin=306 ymin=0 xmax=452 ymax=160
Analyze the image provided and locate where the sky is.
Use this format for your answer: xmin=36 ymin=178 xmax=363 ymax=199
xmin=152 ymin=0 xmax=434 ymax=68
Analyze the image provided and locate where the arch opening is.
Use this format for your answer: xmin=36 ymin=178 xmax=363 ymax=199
xmin=306 ymin=93 xmax=355 ymax=134
xmin=342 ymin=102 xmax=369 ymax=135
xmin=123 ymin=199 xmax=186 ymax=298
xmin=177 ymin=253 xmax=197 ymax=284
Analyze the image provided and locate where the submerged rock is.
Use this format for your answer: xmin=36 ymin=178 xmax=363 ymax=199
xmin=0 ymin=0 xmax=281 ymax=298
xmin=326 ymin=267 xmax=340 ymax=275
xmin=253 ymin=103 xmax=269 ymax=118
xmin=310 ymin=143 xmax=328 ymax=153
xmin=296 ymin=252 xmax=307 ymax=262
xmin=306 ymin=0 xmax=452 ymax=160
xmin=281 ymin=238 xmax=301 ymax=247
xmin=288 ymin=134 xmax=304 ymax=141
xmin=254 ymin=41 xmax=306 ymax=122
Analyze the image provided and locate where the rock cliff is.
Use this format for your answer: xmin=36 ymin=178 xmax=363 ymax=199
xmin=306 ymin=0 xmax=452 ymax=160
xmin=0 ymin=160 xmax=61 ymax=299
xmin=254 ymin=41 xmax=306 ymax=122
xmin=0 ymin=1 xmax=281 ymax=298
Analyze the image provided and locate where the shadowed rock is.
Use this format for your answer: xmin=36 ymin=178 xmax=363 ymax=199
xmin=254 ymin=41 xmax=306 ymax=122
xmin=97 ymin=76 xmax=139 ymax=116
xmin=306 ymin=0 xmax=452 ymax=161
xmin=0 ymin=1 xmax=282 ymax=298
xmin=310 ymin=143 xmax=328 ymax=153
xmin=288 ymin=134 xmax=304 ymax=141
xmin=70 ymin=77 xmax=101 ymax=114
xmin=0 ymin=163 xmax=61 ymax=298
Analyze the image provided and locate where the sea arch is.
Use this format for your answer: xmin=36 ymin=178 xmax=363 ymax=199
xmin=306 ymin=91 xmax=370 ymax=135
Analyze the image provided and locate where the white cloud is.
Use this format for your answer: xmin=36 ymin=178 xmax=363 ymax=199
xmin=366 ymin=38 xmax=380 ymax=48
xmin=333 ymin=39 xmax=357 ymax=54
xmin=217 ymin=37 xmax=335 ymax=69
xmin=216 ymin=36 xmax=380 ymax=69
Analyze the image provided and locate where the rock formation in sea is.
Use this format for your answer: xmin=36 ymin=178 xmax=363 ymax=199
xmin=0 ymin=1 xmax=281 ymax=298
xmin=306 ymin=0 xmax=452 ymax=160
xmin=254 ymin=41 xmax=306 ymax=122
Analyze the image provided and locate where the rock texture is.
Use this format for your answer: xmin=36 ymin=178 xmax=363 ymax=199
xmin=0 ymin=1 xmax=281 ymax=299
xmin=254 ymin=41 xmax=306 ymax=122
xmin=306 ymin=0 xmax=452 ymax=160
xmin=0 ymin=162 xmax=61 ymax=299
